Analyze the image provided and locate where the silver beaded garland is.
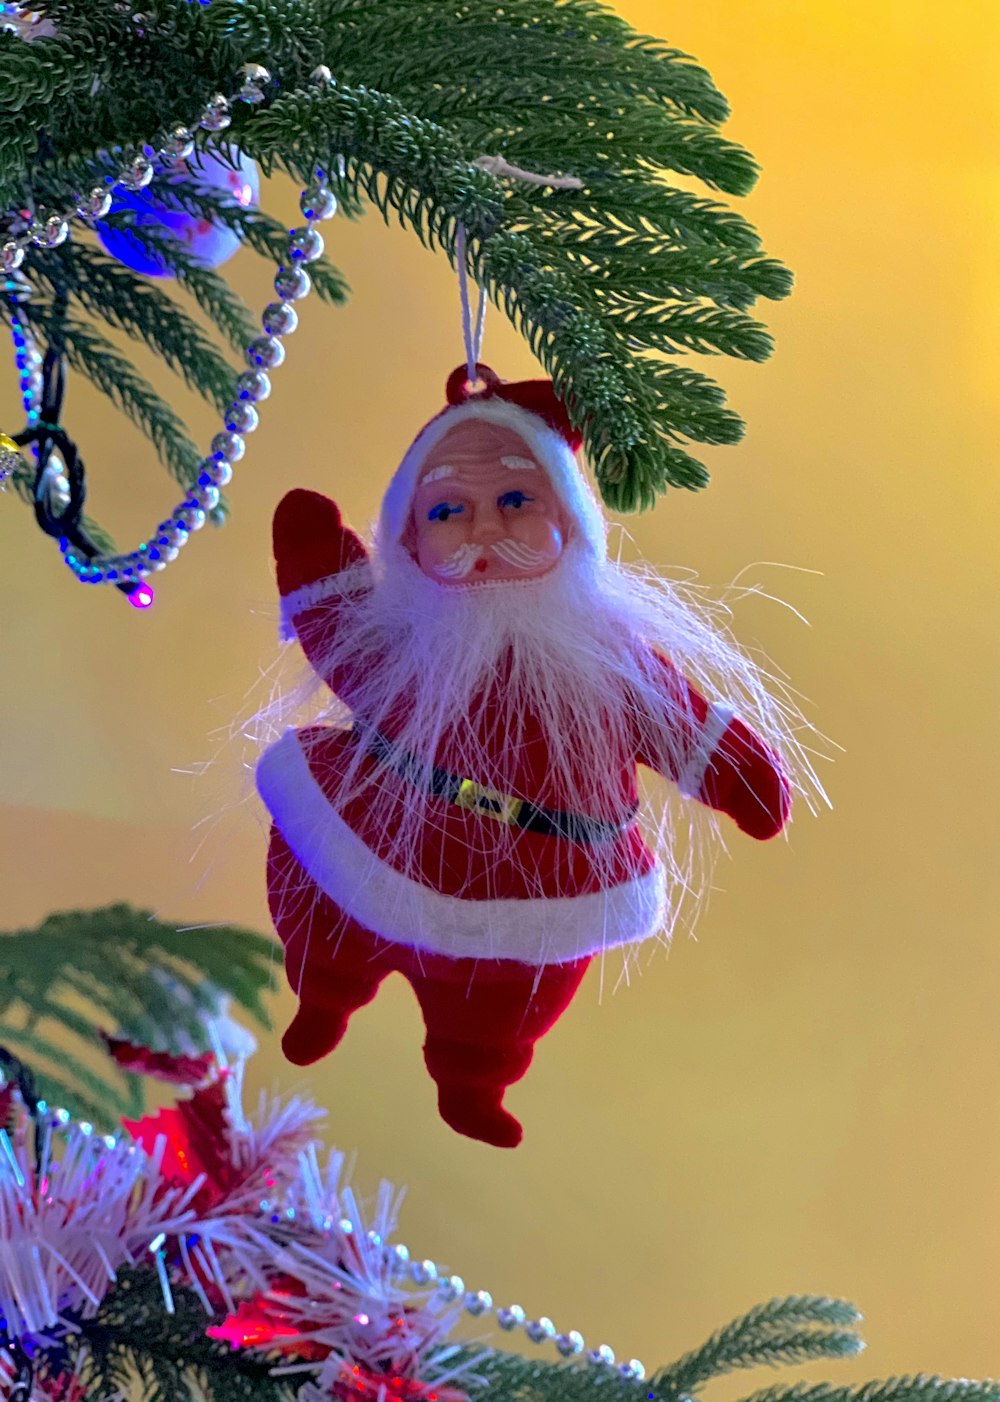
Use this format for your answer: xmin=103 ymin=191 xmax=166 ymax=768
xmin=31 ymin=214 xmax=69 ymax=248
xmin=3 ymin=1047 xmax=641 ymax=1379
xmin=1 ymin=239 xmax=25 ymax=272
xmin=77 ymin=185 xmax=113 ymax=220
xmin=225 ymin=401 xmax=259 ymax=434
xmin=199 ymin=93 xmax=232 ymax=132
xmin=210 ymin=430 xmax=245 ymax=463
xmin=435 ymin=1274 xmax=465 ymax=1302
xmin=160 ymin=124 xmax=195 ymax=161
xmin=190 ymin=481 xmax=220 ymax=511
xmin=262 ymin=301 xmax=298 ymax=336
xmin=300 ymin=185 xmax=338 ymax=222
xmin=235 ymin=369 xmax=271 ymax=402
xmin=274 ymin=265 xmax=312 ymax=301
xmin=156 ymin=522 xmax=188 ymax=549
xmin=246 ymin=335 xmax=285 ymax=370
xmin=288 ymin=226 xmax=324 ymax=263
xmin=4 ymin=64 xmax=342 ymax=595
xmin=556 ymin=1331 xmax=585 ymax=1357
xmin=119 ymin=153 xmax=154 ymax=190
xmin=410 ymin=1259 xmax=438 ymax=1285
xmin=200 ymin=458 xmax=233 ymax=487
xmin=237 ymin=62 xmax=272 ymax=104
xmin=175 ymin=503 xmax=206 ymax=533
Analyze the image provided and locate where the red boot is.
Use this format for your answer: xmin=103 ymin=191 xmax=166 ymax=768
xmin=406 ymin=951 xmax=591 ymax=1148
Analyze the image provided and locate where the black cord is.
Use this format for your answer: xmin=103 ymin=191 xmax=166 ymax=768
xmin=10 ymin=342 xmax=140 ymax=599
xmin=7 ymin=1339 xmax=34 ymax=1402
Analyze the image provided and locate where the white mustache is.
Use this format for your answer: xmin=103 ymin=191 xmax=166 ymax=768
xmin=489 ymin=539 xmax=552 ymax=569
xmin=433 ymin=539 xmax=552 ymax=580
xmin=434 ymin=543 xmax=483 ymax=578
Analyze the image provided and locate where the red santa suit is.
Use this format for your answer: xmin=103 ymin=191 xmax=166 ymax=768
xmin=258 ymin=367 xmax=790 ymax=1147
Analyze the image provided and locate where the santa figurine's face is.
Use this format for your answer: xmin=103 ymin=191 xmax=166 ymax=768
xmin=407 ymin=421 xmax=569 ymax=585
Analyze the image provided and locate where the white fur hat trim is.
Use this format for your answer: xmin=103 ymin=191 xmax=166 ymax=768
xmin=378 ymin=397 xmax=607 ymax=561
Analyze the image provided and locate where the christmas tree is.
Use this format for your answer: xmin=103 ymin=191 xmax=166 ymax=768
xmin=0 ymin=3 xmax=996 ymax=1400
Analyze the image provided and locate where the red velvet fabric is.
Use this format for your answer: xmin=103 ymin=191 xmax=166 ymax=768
xmin=443 ymin=361 xmax=584 ymax=451
xmin=263 ymin=488 xmax=791 ymax=1141
xmin=268 ymin=828 xmax=589 ymax=1148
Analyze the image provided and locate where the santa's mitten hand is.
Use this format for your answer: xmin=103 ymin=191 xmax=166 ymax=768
xmin=273 ymin=488 xmax=367 ymax=597
xmin=698 ymin=716 xmax=791 ymax=841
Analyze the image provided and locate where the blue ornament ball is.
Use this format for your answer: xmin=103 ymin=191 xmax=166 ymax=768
xmin=97 ymin=146 xmax=260 ymax=278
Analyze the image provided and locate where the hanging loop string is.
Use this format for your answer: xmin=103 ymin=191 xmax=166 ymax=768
xmin=455 ymin=154 xmax=581 ymax=382
xmin=472 ymin=153 xmax=583 ymax=190
xmin=455 ymin=221 xmax=488 ymax=386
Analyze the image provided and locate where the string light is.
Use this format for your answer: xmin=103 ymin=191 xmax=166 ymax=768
xmin=2 ymin=56 xmax=338 ymax=594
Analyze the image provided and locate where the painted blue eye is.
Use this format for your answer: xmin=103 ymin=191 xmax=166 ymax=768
xmin=498 ymin=490 xmax=533 ymax=510
xmin=428 ymin=502 xmax=465 ymax=522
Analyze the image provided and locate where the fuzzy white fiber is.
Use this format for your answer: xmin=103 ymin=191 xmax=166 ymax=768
xmin=254 ymin=521 xmax=829 ymax=964
xmin=0 ymin=1063 xmax=469 ymax=1400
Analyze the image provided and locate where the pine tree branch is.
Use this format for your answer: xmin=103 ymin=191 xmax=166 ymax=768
xmin=656 ymin=1297 xmax=865 ymax=1397
xmin=70 ymin=1269 xmax=293 ymax=1402
xmin=149 ymin=184 xmax=352 ymax=304
xmin=741 ymin=1382 xmax=1000 ymax=1402
xmin=28 ymin=242 xmax=238 ymax=413
xmin=95 ymin=210 xmax=260 ymax=352
xmin=0 ymin=904 xmax=275 ymax=1128
xmin=4 ymin=299 xmax=203 ymax=489
xmin=1 ymin=0 xmax=794 ymax=513
xmin=0 ymin=1022 xmax=129 ymax=1122
xmin=319 ymin=0 xmax=729 ymax=124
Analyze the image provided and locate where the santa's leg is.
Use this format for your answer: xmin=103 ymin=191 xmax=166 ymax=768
xmin=267 ymin=827 xmax=395 ymax=1066
xmin=406 ymin=952 xmax=591 ymax=1148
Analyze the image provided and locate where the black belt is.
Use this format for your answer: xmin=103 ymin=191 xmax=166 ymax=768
xmin=360 ymin=726 xmax=635 ymax=846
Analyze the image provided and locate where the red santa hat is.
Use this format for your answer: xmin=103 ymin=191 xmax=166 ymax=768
xmin=378 ymin=363 xmax=608 ymax=561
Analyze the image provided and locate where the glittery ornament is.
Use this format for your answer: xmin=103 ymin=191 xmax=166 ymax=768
xmin=96 ymin=145 xmax=259 ymax=278
xmin=0 ymin=432 xmax=24 ymax=486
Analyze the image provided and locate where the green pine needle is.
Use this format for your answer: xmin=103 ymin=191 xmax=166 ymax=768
xmin=0 ymin=903 xmax=275 ymax=1128
xmin=3 ymin=298 xmax=203 ymax=490
xmin=0 ymin=0 xmax=798 ymax=527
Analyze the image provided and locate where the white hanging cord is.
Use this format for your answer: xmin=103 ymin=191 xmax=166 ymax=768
xmin=472 ymin=153 xmax=583 ymax=190
xmin=455 ymin=155 xmax=582 ymax=379
xmin=455 ymin=221 xmax=488 ymax=383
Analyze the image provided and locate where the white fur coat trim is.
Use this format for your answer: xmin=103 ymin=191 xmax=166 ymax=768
xmin=257 ymin=729 xmax=666 ymax=964
xmin=676 ymin=701 xmax=735 ymax=799
xmin=279 ymin=562 xmax=372 ymax=641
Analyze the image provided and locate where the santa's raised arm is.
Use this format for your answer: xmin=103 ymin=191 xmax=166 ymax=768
xmin=258 ymin=364 xmax=804 ymax=1147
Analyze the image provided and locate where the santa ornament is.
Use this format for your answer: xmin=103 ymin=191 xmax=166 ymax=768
xmin=257 ymin=362 xmax=821 ymax=1148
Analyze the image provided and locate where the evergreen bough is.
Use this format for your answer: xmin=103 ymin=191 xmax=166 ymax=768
xmin=0 ymin=902 xmax=273 ymax=1124
xmin=51 ymin=1271 xmax=999 ymax=1402
xmin=2 ymin=0 xmax=793 ymax=554
xmin=0 ymin=914 xmax=995 ymax=1402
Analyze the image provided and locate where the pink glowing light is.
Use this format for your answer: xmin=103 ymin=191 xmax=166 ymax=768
xmin=128 ymin=582 xmax=155 ymax=609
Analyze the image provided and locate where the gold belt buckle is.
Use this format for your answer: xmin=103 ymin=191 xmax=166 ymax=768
xmin=456 ymin=779 xmax=524 ymax=825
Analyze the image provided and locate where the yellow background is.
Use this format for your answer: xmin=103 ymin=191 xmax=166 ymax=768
xmin=1 ymin=0 xmax=998 ymax=1382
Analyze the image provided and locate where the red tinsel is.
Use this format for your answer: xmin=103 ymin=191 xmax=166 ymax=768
xmin=100 ymin=1033 xmax=216 ymax=1087
xmin=331 ymin=1361 xmax=468 ymax=1402
xmin=207 ymin=1282 xmax=330 ymax=1360
xmin=123 ymin=1075 xmax=236 ymax=1210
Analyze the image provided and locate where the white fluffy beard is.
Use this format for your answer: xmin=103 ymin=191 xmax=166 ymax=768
xmin=253 ymin=539 xmax=828 ymax=964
